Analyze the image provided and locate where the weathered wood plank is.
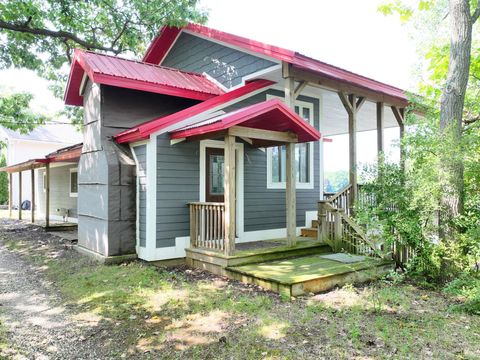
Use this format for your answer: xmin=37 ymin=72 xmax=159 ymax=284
xmin=286 ymin=142 xmax=296 ymax=245
xmin=224 ymin=134 xmax=236 ymax=255
xmin=228 ymin=126 xmax=297 ymax=143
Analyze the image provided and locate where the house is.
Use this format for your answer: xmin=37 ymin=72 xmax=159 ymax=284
xmin=0 ymin=125 xmax=81 ymax=210
xmin=1 ymin=24 xmax=413 ymax=294
xmin=0 ymin=142 xmax=82 ymax=225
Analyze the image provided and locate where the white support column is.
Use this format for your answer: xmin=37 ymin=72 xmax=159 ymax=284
xmin=45 ymin=164 xmax=50 ymax=227
xmin=8 ymin=173 xmax=12 ymax=218
xmin=319 ymin=139 xmax=325 ymax=200
xmin=31 ymin=168 xmax=35 ymax=223
xmin=224 ymin=134 xmax=236 ymax=255
xmin=376 ymin=102 xmax=385 ymax=161
xmin=18 ymin=171 xmax=22 ymax=220
xmin=286 ymin=142 xmax=296 ymax=245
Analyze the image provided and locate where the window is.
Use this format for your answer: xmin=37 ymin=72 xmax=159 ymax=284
xmin=70 ymin=169 xmax=78 ymax=197
xmin=267 ymin=96 xmax=315 ymax=189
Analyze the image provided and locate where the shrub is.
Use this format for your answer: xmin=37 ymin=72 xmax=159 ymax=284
xmin=444 ymin=274 xmax=480 ymax=315
xmin=0 ymin=155 xmax=7 ymax=205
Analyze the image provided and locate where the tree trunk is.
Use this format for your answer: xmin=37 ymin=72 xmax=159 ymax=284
xmin=438 ymin=0 xmax=473 ymax=240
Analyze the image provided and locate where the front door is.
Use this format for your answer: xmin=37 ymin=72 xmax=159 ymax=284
xmin=206 ymin=148 xmax=225 ymax=202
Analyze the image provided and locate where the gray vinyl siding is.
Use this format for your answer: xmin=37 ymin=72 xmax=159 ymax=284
xmin=162 ymin=33 xmax=277 ymax=88
xmin=38 ymin=165 xmax=78 ymax=219
xmin=156 ymin=134 xmax=200 ymax=248
xmin=226 ymin=89 xmax=321 ymax=231
xmin=132 ymin=145 xmax=147 ymax=247
xmin=152 ymin=88 xmax=321 ymax=244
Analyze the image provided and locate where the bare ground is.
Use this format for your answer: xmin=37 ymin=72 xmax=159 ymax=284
xmin=0 ymin=217 xmax=479 ymax=360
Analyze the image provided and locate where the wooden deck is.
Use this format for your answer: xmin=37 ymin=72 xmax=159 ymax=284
xmin=227 ymin=254 xmax=393 ymax=297
xmin=185 ymin=237 xmax=394 ymax=295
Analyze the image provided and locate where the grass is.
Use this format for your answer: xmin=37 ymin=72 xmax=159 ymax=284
xmin=1 ymin=231 xmax=480 ymax=359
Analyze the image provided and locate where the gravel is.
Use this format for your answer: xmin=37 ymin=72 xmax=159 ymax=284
xmin=0 ymin=220 xmax=106 ymax=359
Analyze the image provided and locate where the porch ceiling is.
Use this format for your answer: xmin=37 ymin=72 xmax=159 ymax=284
xmin=256 ymin=71 xmax=402 ymax=136
xmin=170 ymin=98 xmax=321 ymax=146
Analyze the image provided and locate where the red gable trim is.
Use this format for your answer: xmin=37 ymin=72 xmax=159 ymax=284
xmin=145 ymin=23 xmax=408 ymax=104
xmin=143 ymin=26 xmax=182 ymax=64
xmin=171 ymin=98 xmax=321 ymax=144
xmin=114 ymin=79 xmax=275 ymax=144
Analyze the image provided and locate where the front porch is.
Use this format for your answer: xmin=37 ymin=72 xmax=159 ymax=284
xmin=172 ymin=99 xmax=396 ymax=295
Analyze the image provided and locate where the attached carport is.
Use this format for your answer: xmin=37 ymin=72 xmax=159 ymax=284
xmin=0 ymin=143 xmax=82 ymax=228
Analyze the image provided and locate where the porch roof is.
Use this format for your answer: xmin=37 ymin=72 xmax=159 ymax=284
xmin=170 ymin=98 xmax=321 ymax=146
xmin=0 ymin=143 xmax=82 ymax=173
xmin=113 ymin=79 xmax=275 ymax=144
xmin=64 ymin=49 xmax=225 ymax=106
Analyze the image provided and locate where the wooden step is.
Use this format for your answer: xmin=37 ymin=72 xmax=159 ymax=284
xmin=227 ymin=255 xmax=395 ymax=296
xmin=301 ymin=227 xmax=318 ymax=237
xmin=186 ymin=239 xmax=332 ymax=276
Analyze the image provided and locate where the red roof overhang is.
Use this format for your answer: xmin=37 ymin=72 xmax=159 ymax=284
xmin=143 ymin=24 xmax=408 ymax=106
xmin=114 ymin=79 xmax=275 ymax=144
xmin=170 ymin=99 xmax=320 ymax=147
xmin=64 ymin=49 xmax=224 ymax=106
xmin=0 ymin=143 xmax=82 ymax=173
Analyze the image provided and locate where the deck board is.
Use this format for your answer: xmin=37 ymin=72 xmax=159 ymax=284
xmin=228 ymin=254 xmax=392 ymax=285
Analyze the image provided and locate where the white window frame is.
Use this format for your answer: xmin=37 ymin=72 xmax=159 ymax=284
xmin=266 ymin=95 xmax=315 ymax=189
xmin=69 ymin=168 xmax=78 ymax=197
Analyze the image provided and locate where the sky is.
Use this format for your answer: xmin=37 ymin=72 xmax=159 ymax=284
xmin=0 ymin=0 xmax=418 ymax=172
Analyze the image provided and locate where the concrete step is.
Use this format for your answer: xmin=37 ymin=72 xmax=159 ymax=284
xmin=301 ymin=227 xmax=318 ymax=238
xmin=227 ymin=254 xmax=395 ymax=296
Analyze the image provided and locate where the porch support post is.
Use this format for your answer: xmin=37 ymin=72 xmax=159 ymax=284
xmin=283 ymin=61 xmax=297 ymax=245
xmin=391 ymin=106 xmax=406 ymax=173
xmin=338 ymin=92 xmax=366 ymax=213
xmin=286 ymin=142 xmax=296 ymax=245
xmin=31 ymin=168 xmax=35 ymax=223
xmin=376 ymin=102 xmax=384 ymax=163
xmin=224 ymin=134 xmax=236 ymax=256
xmin=18 ymin=171 xmax=22 ymax=220
xmin=45 ymin=163 xmax=50 ymax=228
xmin=348 ymin=95 xmax=357 ymax=211
xmin=8 ymin=173 xmax=12 ymax=218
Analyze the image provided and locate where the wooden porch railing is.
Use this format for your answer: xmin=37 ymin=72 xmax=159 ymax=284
xmin=189 ymin=202 xmax=225 ymax=252
xmin=318 ymin=201 xmax=383 ymax=258
xmin=320 ymin=184 xmax=414 ymax=265
xmin=324 ymin=184 xmax=353 ymax=216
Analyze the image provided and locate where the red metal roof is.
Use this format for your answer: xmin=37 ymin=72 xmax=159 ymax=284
xmin=114 ymin=79 xmax=275 ymax=144
xmin=170 ymin=99 xmax=320 ymax=146
xmin=64 ymin=49 xmax=225 ymax=106
xmin=143 ymin=24 xmax=408 ymax=105
xmin=0 ymin=143 xmax=83 ymax=173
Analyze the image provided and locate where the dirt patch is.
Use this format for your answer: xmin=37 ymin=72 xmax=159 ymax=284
xmin=1 ymin=217 xmax=479 ymax=360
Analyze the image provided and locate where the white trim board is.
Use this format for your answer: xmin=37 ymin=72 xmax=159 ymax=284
xmin=266 ymin=95 xmax=315 ymax=190
xmin=199 ymin=139 xmax=244 ymax=240
xmin=182 ymin=30 xmax=281 ymax=64
xmin=129 ymin=143 xmax=143 ymax=259
xmin=150 ymin=84 xmax=274 ymax=138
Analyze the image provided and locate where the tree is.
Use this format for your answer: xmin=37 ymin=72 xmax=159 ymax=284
xmin=0 ymin=0 xmax=207 ymax=101
xmin=438 ymin=0 xmax=479 ymax=238
xmin=380 ymin=0 xmax=480 ymax=239
xmin=0 ymin=91 xmax=44 ymax=133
